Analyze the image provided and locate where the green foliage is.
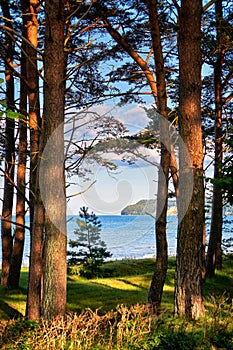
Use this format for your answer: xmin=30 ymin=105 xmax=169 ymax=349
xmin=0 ymin=79 xmax=25 ymax=120
xmin=67 ymin=207 xmax=112 ymax=278
xmin=0 ymin=100 xmax=25 ymax=120
xmin=0 ymin=319 xmax=39 ymax=350
xmin=205 ymin=164 xmax=233 ymax=206
xmin=222 ymin=237 xmax=233 ymax=257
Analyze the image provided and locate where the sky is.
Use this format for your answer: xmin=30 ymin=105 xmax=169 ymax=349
xmin=66 ymin=157 xmax=159 ymax=216
xmin=0 ymin=100 xmax=215 ymax=217
xmin=0 ymin=102 xmax=163 ymax=216
xmin=65 ymin=103 xmax=161 ymax=215
xmin=61 ymin=101 xmax=214 ymax=217
xmin=0 ymin=100 xmax=215 ymax=218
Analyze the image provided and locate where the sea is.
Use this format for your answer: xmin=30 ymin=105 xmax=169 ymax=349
xmin=0 ymin=215 xmax=232 ymax=267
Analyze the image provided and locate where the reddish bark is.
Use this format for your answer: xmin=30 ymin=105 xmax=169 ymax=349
xmin=175 ymin=0 xmax=205 ymax=319
xmin=1 ymin=0 xmax=15 ymax=287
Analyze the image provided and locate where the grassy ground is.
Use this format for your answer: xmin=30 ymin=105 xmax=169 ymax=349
xmin=0 ymin=257 xmax=233 ymax=349
xmin=0 ymin=258 xmax=176 ymax=318
xmin=0 ymin=257 xmax=233 ymax=318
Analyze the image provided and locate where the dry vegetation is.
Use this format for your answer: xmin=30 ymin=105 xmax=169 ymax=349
xmin=0 ymin=304 xmax=154 ymax=349
xmin=0 ymin=258 xmax=233 ymax=349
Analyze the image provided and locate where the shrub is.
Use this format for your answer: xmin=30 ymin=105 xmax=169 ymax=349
xmin=67 ymin=207 xmax=112 ymax=278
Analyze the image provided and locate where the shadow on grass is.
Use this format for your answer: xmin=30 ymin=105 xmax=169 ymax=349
xmin=67 ymin=277 xmax=175 ymax=314
xmin=203 ymin=272 xmax=233 ymax=299
xmin=0 ymin=300 xmax=23 ymax=319
xmin=116 ymin=278 xmax=148 ymax=289
xmin=0 ymin=270 xmax=28 ymax=320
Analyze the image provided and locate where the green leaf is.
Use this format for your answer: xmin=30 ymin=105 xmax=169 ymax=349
xmin=6 ymin=109 xmax=25 ymax=120
xmin=0 ymin=100 xmax=7 ymax=108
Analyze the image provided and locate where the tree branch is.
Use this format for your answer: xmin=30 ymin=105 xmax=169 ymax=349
xmin=102 ymin=18 xmax=157 ymax=98
xmin=223 ymin=92 xmax=233 ymax=105
xmin=66 ymin=180 xmax=96 ymax=198
xmin=0 ymin=165 xmax=32 ymax=209
xmin=0 ymin=215 xmax=30 ymax=231
xmin=203 ymin=0 xmax=216 ymax=12
xmin=0 ymin=24 xmax=43 ymax=56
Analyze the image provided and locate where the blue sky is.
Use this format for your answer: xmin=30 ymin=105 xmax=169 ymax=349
xmin=0 ymin=101 xmax=214 ymax=217
xmin=65 ymin=103 xmax=161 ymax=215
xmin=66 ymin=158 xmax=159 ymax=216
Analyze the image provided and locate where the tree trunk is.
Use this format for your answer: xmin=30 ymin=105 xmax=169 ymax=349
xmin=7 ymin=18 xmax=28 ymax=289
xmin=146 ymin=0 xmax=169 ymax=313
xmin=175 ymin=0 xmax=205 ymax=319
xmin=148 ymin=142 xmax=170 ymax=312
xmin=206 ymin=0 xmax=224 ymax=278
xmin=1 ymin=0 xmax=15 ymax=287
xmin=23 ymin=0 xmax=43 ymax=319
xmin=26 ymin=185 xmax=45 ymax=319
xmin=104 ymin=3 xmax=180 ymax=312
xmin=40 ymin=0 xmax=67 ymax=319
xmin=26 ymin=0 xmax=41 ymax=234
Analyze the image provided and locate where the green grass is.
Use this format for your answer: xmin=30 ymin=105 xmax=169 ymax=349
xmin=0 ymin=268 xmax=28 ymax=319
xmin=0 ymin=258 xmax=233 ymax=349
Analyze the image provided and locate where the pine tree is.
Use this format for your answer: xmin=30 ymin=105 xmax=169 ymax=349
xmin=68 ymin=207 xmax=112 ymax=278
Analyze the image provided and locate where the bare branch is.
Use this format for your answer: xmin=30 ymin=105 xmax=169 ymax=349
xmin=66 ymin=180 xmax=96 ymax=198
xmin=203 ymin=0 xmax=216 ymax=12
xmin=223 ymin=92 xmax=233 ymax=105
xmin=0 ymin=215 xmax=30 ymax=231
xmin=0 ymin=165 xmax=32 ymax=209
xmin=0 ymin=24 xmax=43 ymax=56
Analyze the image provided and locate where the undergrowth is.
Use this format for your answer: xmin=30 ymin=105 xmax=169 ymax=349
xmin=0 ymin=258 xmax=232 ymax=349
xmin=0 ymin=298 xmax=232 ymax=349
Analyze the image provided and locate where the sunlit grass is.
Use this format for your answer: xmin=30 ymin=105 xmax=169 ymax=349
xmin=0 ymin=257 xmax=232 ymax=320
xmin=0 ymin=257 xmax=233 ymax=349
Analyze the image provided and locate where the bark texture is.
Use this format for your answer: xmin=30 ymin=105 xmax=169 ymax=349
xmin=40 ymin=0 xmax=67 ymax=319
xmin=206 ymin=0 xmax=224 ymax=277
xmin=1 ymin=0 xmax=15 ymax=286
xmin=146 ymin=0 xmax=169 ymax=313
xmin=26 ymin=0 xmax=41 ymax=233
xmin=175 ymin=0 xmax=205 ymax=319
xmin=7 ymin=18 xmax=28 ymax=289
xmin=24 ymin=0 xmax=43 ymax=320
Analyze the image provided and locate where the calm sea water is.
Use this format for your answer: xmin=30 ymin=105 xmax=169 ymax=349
xmin=68 ymin=215 xmax=178 ymax=261
xmin=1 ymin=215 xmax=232 ymax=266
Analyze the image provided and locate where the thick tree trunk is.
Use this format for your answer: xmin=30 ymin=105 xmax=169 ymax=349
xmin=40 ymin=0 xmax=67 ymax=319
xmin=7 ymin=23 xmax=28 ymax=289
xmin=206 ymin=0 xmax=224 ymax=277
xmin=1 ymin=0 xmax=15 ymax=286
xmin=175 ymin=0 xmax=205 ymax=319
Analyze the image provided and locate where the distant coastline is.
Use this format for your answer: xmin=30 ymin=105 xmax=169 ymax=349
xmin=121 ymin=199 xmax=177 ymax=216
xmin=121 ymin=199 xmax=233 ymax=216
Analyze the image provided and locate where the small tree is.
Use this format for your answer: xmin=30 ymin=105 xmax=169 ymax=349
xmin=68 ymin=207 xmax=112 ymax=278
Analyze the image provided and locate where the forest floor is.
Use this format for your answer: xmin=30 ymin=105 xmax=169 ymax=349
xmin=0 ymin=257 xmax=233 ymax=349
